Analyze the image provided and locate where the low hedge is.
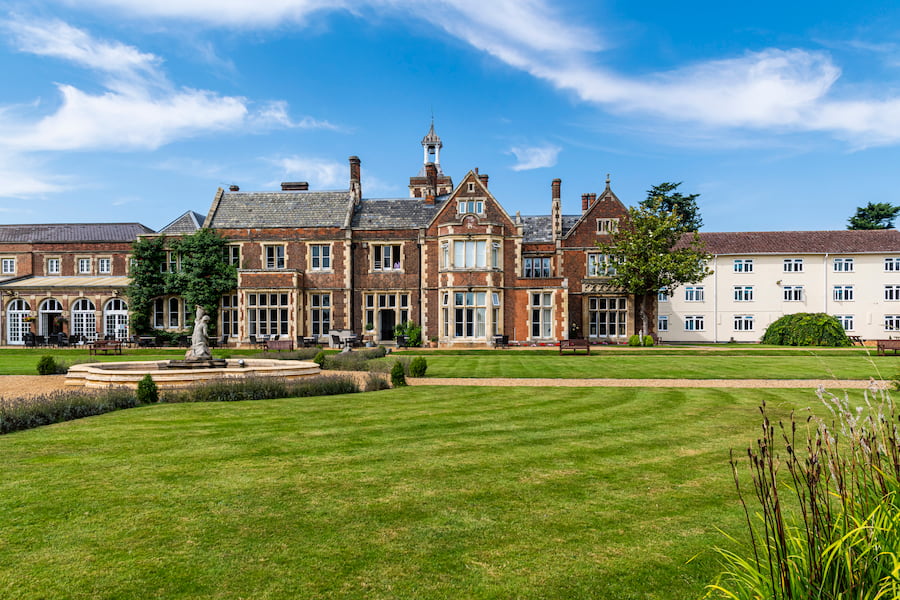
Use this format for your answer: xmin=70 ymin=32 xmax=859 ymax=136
xmin=761 ymin=312 xmax=851 ymax=347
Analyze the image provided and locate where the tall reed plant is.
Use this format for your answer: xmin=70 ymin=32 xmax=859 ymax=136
xmin=707 ymin=385 xmax=900 ymax=599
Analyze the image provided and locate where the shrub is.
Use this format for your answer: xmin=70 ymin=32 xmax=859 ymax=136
xmin=394 ymin=320 xmax=423 ymax=347
xmin=708 ymin=388 xmax=900 ymax=598
xmin=628 ymin=334 xmax=642 ymax=347
xmin=269 ymin=347 xmax=325 ymax=361
xmin=642 ymin=335 xmax=654 ymax=347
xmin=409 ymin=356 xmax=427 ymax=377
xmin=36 ymin=355 xmax=59 ymax=375
xmin=358 ymin=346 xmax=387 ymax=360
xmin=325 ymin=352 xmax=369 ymax=372
xmin=390 ymin=361 xmax=407 ymax=387
xmin=364 ymin=372 xmax=390 ymax=392
xmin=161 ymin=375 xmax=358 ymax=403
xmin=313 ymin=350 xmax=326 ymax=367
xmin=761 ymin=312 xmax=851 ymax=347
xmin=136 ymin=374 xmax=159 ymax=404
xmin=0 ymin=387 xmax=138 ymax=434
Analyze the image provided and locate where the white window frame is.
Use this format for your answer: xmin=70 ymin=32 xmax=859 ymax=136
xmin=657 ymin=315 xmax=668 ymax=332
xmin=265 ymin=245 xmax=285 ymax=270
xmin=373 ymin=244 xmax=401 ymax=271
xmin=309 ymin=293 xmax=331 ymax=337
xmin=224 ymin=245 xmax=240 ymax=266
xmin=733 ymin=315 xmax=754 ymax=331
xmin=529 ymin=291 xmax=553 ymax=339
xmin=886 ymin=285 xmax=900 ymax=301
xmin=453 ymin=240 xmax=487 ymax=269
xmin=98 ymin=257 xmax=111 ymax=274
xmin=783 ymin=285 xmax=804 ymax=302
xmin=835 ymin=315 xmax=854 ymax=331
xmin=833 ymin=285 xmax=854 ymax=302
xmin=783 ymin=258 xmax=804 ymax=272
xmin=78 ymin=258 xmax=91 ymax=274
xmin=657 ymin=288 xmax=670 ymax=302
xmin=1 ymin=258 xmax=15 ymax=275
xmin=596 ymin=218 xmax=619 ymax=234
xmin=247 ymin=292 xmax=290 ymax=337
xmin=733 ymin=286 xmax=753 ymax=302
xmin=524 ymin=257 xmax=552 ymax=278
xmin=587 ymin=253 xmax=616 ymax=277
xmin=733 ymin=259 xmax=754 ymax=273
xmin=833 ymin=258 xmax=854 ymax=272
xmin=684 ymin=315 xmax=705 ymax=331
xmin=886 ymin=315 xmax=900 ymax=331
xmin=310 ymin=244 xmax=331 ymax=271
xmin=47 ymin=258 xmax=60 ymax=275
xmin=886 ymin=258 xmax=900 ymax=272
xmin=685 ymin=286 xmax=704 ymax=302
xmin=458 ymin=199 xmax=484 ymax=215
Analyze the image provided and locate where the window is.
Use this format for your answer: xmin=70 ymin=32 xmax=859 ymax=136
xmin=153 ymin=298 xmax=164 ymax=328
xmin=453 ymin=291 xmax=488 ymax=338
xmin=783 ymin=258 xmax=804 ymax=272
xmin=596 ymin=218 xmax=619 ymax=233
xmin=221 ymin=294 xmax=238 ymax=338
xmin=491 ymin=243 xmax=500 ymax=269
xmin=78 ymin=258 xmax=91 ymax=274
xmin=103 ymin=298 xmax=129 ymax=340
xmin=311 ymin=244 xmax=331 ymax=271
xmin=373 ymin=245 xmax=401 ymax=271
xmin=168 ymin=297 xmax=181 ymax=328
xmin=587 ymin=254 xmax=617 ymax=277
xmin=307 ymin=294 xmax=329 ymax=337
xmin=685 ymin=286 xmax=704 ymax=302
xmin=886 ymin=285 xmax=900 ymax=301
xmin=886 ymin=258 xmax=900 ymax=272
xmin=467 ymin=182 xmax=475 ymax=193
xmin=530 ymin=292 xmax=553 ymax=339
xmin=733 ymin=286 xmax=753 ymax=302
xmin=458 ymin=199 xmax=484 ymax=215
xmin=47 ymin=258 xmax=60 ymax=275
xmin=835 ymin=315 xmax=854 ymax=331
xmin=733 ymin=259 xmax=754 ymax=273
xmin=265 ymin=246 xmax=285 ymax=269
xmin=783 ymin=285 xmax=804 ymax=301
xmin=588 ymin=297 xmax=627 ymax=338
xmin=224 ymin=245 xmax=240 ymax=266
xmin=524 ymin=257 xmax=551 ymax=278
xmin=98 ymin=258 xmax=111 ymax=274
xmin=163 ymin=251 xmax=179 ymax=273
xmin=833 ymin=285 xmax=854 ymax=301
xmin=684 ymin=315 xmax=705 ymax=331
xmin=453 ymin=240 xmax=487 ymax=269
xmin=886 ymin=315 xmax=900 ymax=331
xmin=733 ymin=315 xmax=755 ymax=331
xmin=1 ymin=258 xmax=15 ymax=275
xmin=657 ymin=315 xmax=668 ymax=332
xmin=71 ymin=298 xmax=97 ymax=341
xmin=441 ymin=243 xmax=450 ymax=269
xmin=833 ymin=258 xmax=854 ymax=272
xmin=247 ymin=293 xmax=290 ymax=337
xmin=658 ymin=288 xmax=670 ymax=302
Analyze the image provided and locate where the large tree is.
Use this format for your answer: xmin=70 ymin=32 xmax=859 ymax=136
xmin=125 ymin=235 xmax=168 ymax=334
xmin=640 ymin=182 xmax=702 ymax=232
xmin=595 ymin=205 xmax=712 ymax=336
xmin=847 ymin=202 xmax=900 ymax=230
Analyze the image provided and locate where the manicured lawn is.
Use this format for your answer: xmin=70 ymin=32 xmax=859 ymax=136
xmin=0 ymin=347 xmax=261 ymax=375
xmin=0 ymin=385 xmax=839 ymax=599
xmin=391 ymin=352 xmax=894 ymax=380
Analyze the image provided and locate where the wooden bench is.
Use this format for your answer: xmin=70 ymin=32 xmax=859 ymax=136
xmin=265 ymin=339 xmax=294 ymax=352
xmin=89 ymin=340 xmax=123 ymax=355
xmin=876 ymin=339 xmax=900 ymax=356
xmin=560 ymin=339 xmax=590 ymax=355
xmin=848 ymin=335 xmax=864 ymax=346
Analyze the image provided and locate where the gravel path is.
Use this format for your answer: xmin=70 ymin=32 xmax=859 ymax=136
xmin=0 ymin=374 xmax=888 ymax=401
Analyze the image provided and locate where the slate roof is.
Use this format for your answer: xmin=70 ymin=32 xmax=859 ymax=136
xmin=0 ymin=276 xmax=131 ymax=288
xmin=520 ymin=215 xmax=582 ymax=243
xmin=0 ymin=223 xmax=153 ymax=243
xmin=207 ymin=191 xmax=353 ymax=229
xmin=689 ymin=230 xmax=900 ymax=254
xmin=159 ymin=211 xmax=205 ymax=235
xmin=351 ymin=197 xmax=448 ymax=230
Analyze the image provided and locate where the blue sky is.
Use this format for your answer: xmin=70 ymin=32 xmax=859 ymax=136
xmin=2 ymin=1 xmax=900 ymax=232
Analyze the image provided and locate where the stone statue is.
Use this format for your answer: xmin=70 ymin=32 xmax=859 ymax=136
xmin=185 ymin=305 xmax=212 ymax=360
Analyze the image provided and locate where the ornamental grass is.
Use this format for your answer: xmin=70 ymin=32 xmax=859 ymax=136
xmin=707 ymin=385 xmax=900 ymax=599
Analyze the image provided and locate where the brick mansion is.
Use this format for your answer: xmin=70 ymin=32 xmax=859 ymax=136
xmin=2 ymin=125 xmax=900 ymax=346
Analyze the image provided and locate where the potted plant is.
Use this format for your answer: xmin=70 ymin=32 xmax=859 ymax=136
xmin=363 ymin=322 xmax=376 ymax=347
xmin=429 ymin=335 xmax=438 ymax=348
xmin=54 ymin=315 xmax=69 ymax=332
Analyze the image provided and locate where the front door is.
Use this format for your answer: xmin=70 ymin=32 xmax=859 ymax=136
xmin=379 ymin=310 xmax=396 ymax=341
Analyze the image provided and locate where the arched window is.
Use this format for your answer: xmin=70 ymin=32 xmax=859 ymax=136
xmin=104 ymin=298 xmax=129 ymax=340
xmin=72 ymin=298 xmax=97 ymax=342
xmin=39 ymin=298 xmax=63 ymax=336
xmin=6 ymin=298 xmax=31 ymax=345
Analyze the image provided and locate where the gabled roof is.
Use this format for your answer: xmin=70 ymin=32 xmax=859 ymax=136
xmin=0 ymin=223 xmax=153 ymax=243
xmin=521 ymin=215 xmax=582 ymax=243
xmin=352 ymin=197 xmax=448 ymax=230
xmin=206 ymin=190 xmax=353 ymax=229
xmin=691 ymin=230 xmax=900 ymax=254
xmin=159 ymin=211 xmax=205 ymax=235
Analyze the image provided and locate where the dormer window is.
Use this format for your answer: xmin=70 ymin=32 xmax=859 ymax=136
xmin=467 ymin=182 xmax=475 ymax=192
xmin=597 ymin=218 xmax=619 ymax=233
xmin=458 ymin=199 xmax=484 ymax=215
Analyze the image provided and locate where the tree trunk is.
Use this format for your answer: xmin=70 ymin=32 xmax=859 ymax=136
xmin=639 ymin=294 xmax=650 ymax=338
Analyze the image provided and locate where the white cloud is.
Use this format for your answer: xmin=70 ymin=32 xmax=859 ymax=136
xmin=268 ymin=156 xmax=347 ymax=189
xmin=508 ymin=144 xmax=561 ymax=171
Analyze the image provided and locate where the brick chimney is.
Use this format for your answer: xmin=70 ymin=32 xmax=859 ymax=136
xmin=582 ymin=193 xmax=590 ymax=213
xmin=281 ymin=182 xmax=309 ymax=191
xmin=349 ymin=156 xmax=361 ymax=202
xmin=551 ymin=178 xmax=561 ymax=201
xmin=229 ymin=184 xmax=240 ymax=192
xmin=588 ymin=193 xmax=597 ymax=208
xmin=479 ymin=173 xmax=489 ymax=188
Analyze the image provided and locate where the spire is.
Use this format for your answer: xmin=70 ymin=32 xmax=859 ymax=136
xmin=421 ymin=119 xmax=443 ymax=175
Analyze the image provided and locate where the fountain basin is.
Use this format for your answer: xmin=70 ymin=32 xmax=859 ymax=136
xmin=65 ymin=359 xmax=320 ymax=389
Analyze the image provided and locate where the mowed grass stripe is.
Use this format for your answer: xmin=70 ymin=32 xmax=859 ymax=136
xmin=0 ymin=385 xmax=828 ymax=599
xmin=411 ymin=352 xmax=893 ymax=380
